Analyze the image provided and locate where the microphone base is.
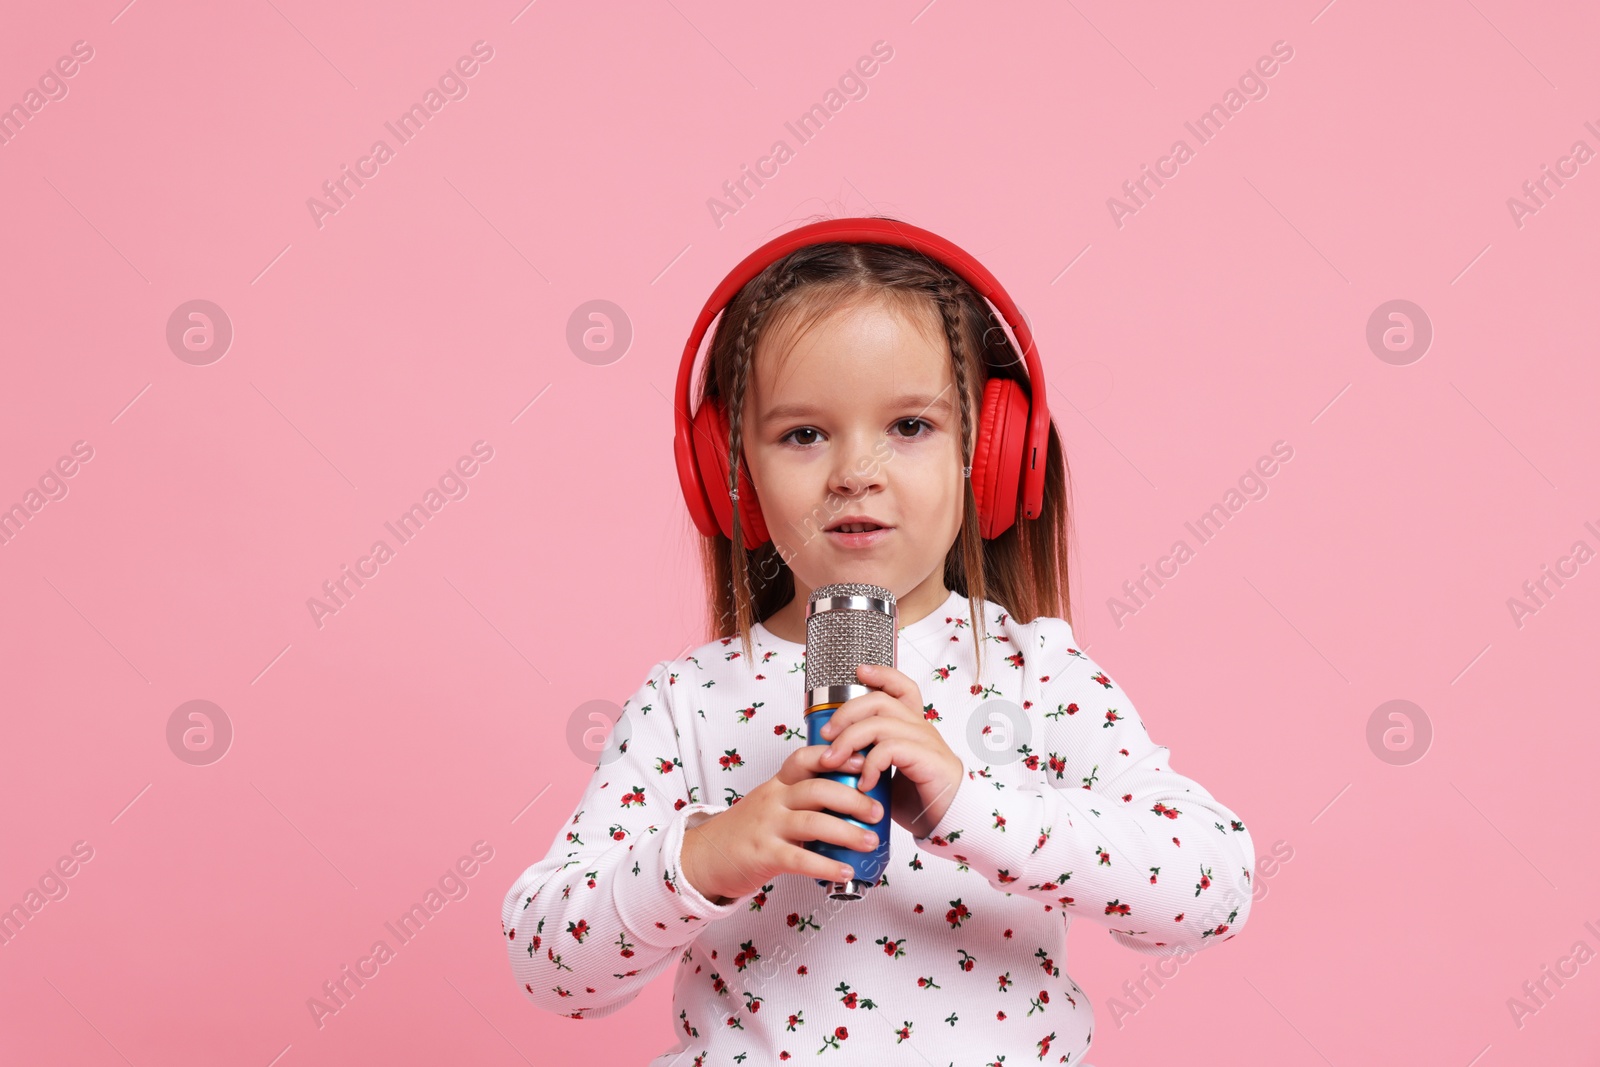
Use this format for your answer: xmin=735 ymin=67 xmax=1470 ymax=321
xmin=824 ymin=878 xmax=872 ymax=901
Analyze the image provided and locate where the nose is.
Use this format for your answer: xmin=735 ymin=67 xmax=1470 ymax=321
xmin=829 ymin=429 xmax=886 ymax=499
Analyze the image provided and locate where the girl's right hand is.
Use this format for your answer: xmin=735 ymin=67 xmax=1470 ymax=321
xmin=681 ymin=744 xmax=885 ymax=902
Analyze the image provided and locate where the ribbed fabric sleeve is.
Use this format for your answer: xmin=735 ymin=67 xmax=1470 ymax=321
xmin=500 ymin=660 xmax=762 ymax=1019
xmin=912 ymin=614 xmax=1255 ymax=957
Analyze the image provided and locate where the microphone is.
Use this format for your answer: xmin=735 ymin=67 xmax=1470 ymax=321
xmin=802 ymin=582 xmax=897 ymax=900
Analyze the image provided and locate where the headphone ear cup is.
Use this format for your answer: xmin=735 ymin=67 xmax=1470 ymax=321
xmin=969 ymin=377 xmax=1031 ymax=539
xmin=691 ymin=398 xmax=771 ymax=547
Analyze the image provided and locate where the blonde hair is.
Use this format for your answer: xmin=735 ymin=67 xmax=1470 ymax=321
xmin=694 ymin=226 xmax=1077 ymax=679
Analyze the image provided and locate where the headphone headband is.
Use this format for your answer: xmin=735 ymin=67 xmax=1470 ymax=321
xmin=673 ymin=216 xmax=1050 ymax=539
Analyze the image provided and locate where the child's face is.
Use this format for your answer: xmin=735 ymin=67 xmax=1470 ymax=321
xmin=741 ymin=296 xmax=973 ymax=615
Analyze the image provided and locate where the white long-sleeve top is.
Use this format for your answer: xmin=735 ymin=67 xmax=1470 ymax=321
xmin=500 ymin=588 xmax=1255 ymax=1064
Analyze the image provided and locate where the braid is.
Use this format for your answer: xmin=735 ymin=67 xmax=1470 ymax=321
xmin=726 ymin=264 xmax=800 ymax=512
xmin=724 ymin=262 xmax=801 ymax=651
xmin=932 ymin=276 xmax=975 ymax=479
xmin=932 ymin=273 xmax=989 ymax=674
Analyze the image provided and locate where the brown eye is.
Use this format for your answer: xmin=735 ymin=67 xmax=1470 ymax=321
xmin=893 ymin=418 xmax=931 ymax=439
xmin=781 ymin=428 xmax=821 ymax=447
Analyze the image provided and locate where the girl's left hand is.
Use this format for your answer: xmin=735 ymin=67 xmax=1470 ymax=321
xmin=817 ymin=662 xmax=966 ymax=839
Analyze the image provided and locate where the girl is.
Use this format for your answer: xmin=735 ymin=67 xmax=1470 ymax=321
xmin=501 ymin=220 xmax=1255 ymax=1065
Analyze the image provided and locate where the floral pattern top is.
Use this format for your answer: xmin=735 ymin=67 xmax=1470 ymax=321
xmin=500 ymin=588 xmax=1255 ymax=1064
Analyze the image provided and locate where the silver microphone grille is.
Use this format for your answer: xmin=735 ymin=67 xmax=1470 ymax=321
xmin=803 ymin=583 xmax=898 ymax=691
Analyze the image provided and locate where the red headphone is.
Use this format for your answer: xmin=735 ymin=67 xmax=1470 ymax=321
xmin=673 ymin=217 xmax=1049 ymax=546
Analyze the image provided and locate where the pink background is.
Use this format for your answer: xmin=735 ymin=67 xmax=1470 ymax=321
xmin=2 ymin=1 xmax=1597 ymax=1063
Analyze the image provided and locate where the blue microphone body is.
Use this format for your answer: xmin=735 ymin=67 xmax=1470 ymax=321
xmin=799 ymin=583 xmax=899 ymax=901
xmin=806 ymin=707 xmax=893 ymax=893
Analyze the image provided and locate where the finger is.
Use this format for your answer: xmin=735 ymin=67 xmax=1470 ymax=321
xmin=858 ymin=736 xmax=953 ymax=793
xmin=778 ymin=842 xmax=862 ymax=884
xmin=819 ymin=689 xmax=919 ymax=742
xmin=855 ymin=740 xmax=890 ymax=793
xmin=856 ymin=662 xmax=925 ymax=715
xmin=777 ymin=745 xmax=864 ymax=785
xmin=821 ymin=716 xmax=920 ymax=767
xmin=818 ymin=694 xmax=917 ymax=753
xmin=793 ymin=776 xmax=884 ymax=825
xmin=788 ymin=809 xmax=880 ymax=854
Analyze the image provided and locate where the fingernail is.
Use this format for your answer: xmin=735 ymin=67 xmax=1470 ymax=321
xmin=861 ymin=830 xmax=877 ymax=846
xmin=871 ymin=802 xmax=883 ymax=820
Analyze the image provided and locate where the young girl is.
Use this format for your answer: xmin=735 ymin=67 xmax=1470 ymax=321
xmin=501 ymin=220 xmax=1255 ymax=1065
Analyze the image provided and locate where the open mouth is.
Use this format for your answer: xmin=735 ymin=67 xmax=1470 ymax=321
xmin=824 ymin=519 xmax=893 ymax=548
